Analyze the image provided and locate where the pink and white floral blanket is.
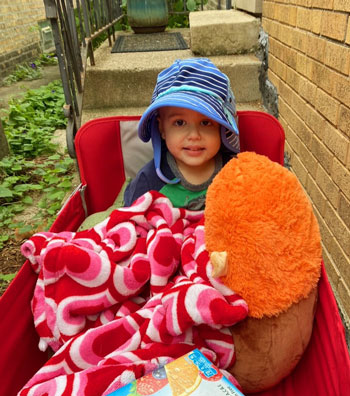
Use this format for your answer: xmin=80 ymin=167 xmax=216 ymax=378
xmin=19 ymin=191 xmax=248 ymax=396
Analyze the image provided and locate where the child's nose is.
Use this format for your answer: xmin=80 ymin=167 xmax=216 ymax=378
xmin=187 ymin=124 xmax=201 ymax=139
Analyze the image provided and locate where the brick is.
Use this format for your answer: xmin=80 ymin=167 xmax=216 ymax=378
xmin=291 ymin=92 xmax=310 ymax=127
xmin=269 ymin=37 xmax=283 ymax=62
xmin=324 ymin=201 xmax=350 ymax=255
xmin=311 ymin=135 xmax=334 ymax=171
xmin=293 ymin=28 xmax=308 ymax=53
xmin=279 ymin=4 xmax=297 ymax=26
xmin=299 ymin=141 xmax=318 ymax=178
xmin=281 ymin=45 xmax=298 ymax=69
xmin=332 ymin=72 xmax=350 ymax=108
xmin=310 ymin=61 xmax=334 ymax=95
xmin=262 ymin=18 xmax=277 ymax=39
xmin=312 ymin=0 xmax=334 ymax=9
xmin=346 ymin=21 xmax=350 ymax=45
xmin=306 ymin=174 xmax=327 ymax=215
xmin=332 ymin=158 xmax=350 ymax=197
xmin=338 ymin=105 xmax=350 ymax=138
xmin=296 ymin=7 xmax=312 ymax=31
xmin=321 ymin=11 xmax=348 ymax=41
xmin=296 ymin=53 xmax=313 ymax=79
xmin=290 ymin=152 xmax=308 ymax=186
xmin=298 ymin=76 xmax=317 ymax=104
xmin=307 ymin=34 xmax=326 ymax=63
xmin=316 ymin=164 xmax=340 ymax=208
xmin=334 ymin=0 xmax=350 ymax=11
xmin=337 ymin=279 xmax=350 ymax=318
xmin=269 ymin=54 xmax=287 ymax=81
xmin=321 ymin=249 xmax=341 ymax=291
xmin=311 ymin=9 xmax=323 ymax=34
xmin=324 ymin=41 xmax=350 ymax=75
xmin=281 ymin=98 xmax=313 ymax=146
xmin=319 ymin=216 xmax=350 ymax=282
xmin=315 ymin=88 xmax=340 ymax=125
xmin=307 ymin=106 xmax=327 ymax=138
xmin=285 ymin=122 xmax=301 ymax=153
xmin=339 ymin=193 xmax=350 ymax=229
xmin=322 ymin=122 xmax=349 ymax=163
xmin=285 ymin=65 xmax=300 ymax=90
xmin=278 ymin=24 xmax=293 ymax=47
xmin=262 ymin=1 xmax=275 ymax=19
xmin=267 ymin=69 xmax=282 ymax=93
xmin=279 ymin=81 xmax=294 ymax=106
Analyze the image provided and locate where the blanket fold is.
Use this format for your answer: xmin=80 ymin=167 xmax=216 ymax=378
xmin=19 ymin=191 xmax=248 ymax=396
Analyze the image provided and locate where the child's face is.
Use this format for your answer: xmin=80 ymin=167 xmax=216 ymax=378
xmin=158 ymin=107 xmax=221 ymax=171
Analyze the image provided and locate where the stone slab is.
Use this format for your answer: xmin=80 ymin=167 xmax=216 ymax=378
xmin=82 ymin=40 xmax=261 ymax=110
xmin=235 ymin=0 xmax=262 ymax=15
xmin=189 ymin=10 xmax=260 ymax=56
xmin=82 ymin=101 xmax=265 ymax=126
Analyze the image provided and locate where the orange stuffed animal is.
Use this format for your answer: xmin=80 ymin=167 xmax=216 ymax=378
xmin=205 ymin=152 xmax=322 ymax=393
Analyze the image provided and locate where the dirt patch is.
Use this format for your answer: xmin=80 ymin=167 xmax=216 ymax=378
xmin=0 ymin=65 xmax=61 ymax=114
xmin=0 ymin=238 xmax=26 ymax=296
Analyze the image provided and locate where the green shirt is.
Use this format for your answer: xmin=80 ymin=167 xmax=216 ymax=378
xmin=160 ymin=182 xmax=207 ymax=210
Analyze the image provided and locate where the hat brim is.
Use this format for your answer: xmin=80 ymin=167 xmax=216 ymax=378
xmin=138 ymin=90 xmax=237 ymax=142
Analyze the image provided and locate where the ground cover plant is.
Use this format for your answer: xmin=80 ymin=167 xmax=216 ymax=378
xmin=1 ymin=53 xmax=58 ymax=86
xmin=0 ymin=79 xmax=76 ymax=293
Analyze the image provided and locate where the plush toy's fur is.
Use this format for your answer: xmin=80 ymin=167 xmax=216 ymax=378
xmin=205 ymin=152 xmax=322 ymax=318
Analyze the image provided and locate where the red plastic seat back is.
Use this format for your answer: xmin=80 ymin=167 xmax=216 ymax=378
xmin=75 ymin=116 xmax=140 ymax=215
xmin=238 ymin=110 xmax=285 ymax=165
xmin=75 ymin=111 xmax=285 ymax=215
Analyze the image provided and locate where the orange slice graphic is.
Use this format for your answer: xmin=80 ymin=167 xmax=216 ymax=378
xmin=165 ymin=355 xmax=202 ymax=396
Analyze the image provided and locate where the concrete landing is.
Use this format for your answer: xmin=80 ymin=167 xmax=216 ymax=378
xmin=190 ymin=10 xmax=260 ymax=56
xmin=82 ymin=101 xmax=265 ymax=125
xmin=82 ymin=41 xmax=261 ymax=111
xmin=82 ymin=10 xmax=263 ymax=125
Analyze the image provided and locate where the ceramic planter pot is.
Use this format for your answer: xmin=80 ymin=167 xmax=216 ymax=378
xmin=127 ymin=0 xmax=168 ymax=33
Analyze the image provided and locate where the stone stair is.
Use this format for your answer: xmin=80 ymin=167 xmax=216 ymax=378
xmin=82 ymin=9 xmax=263 ymax=124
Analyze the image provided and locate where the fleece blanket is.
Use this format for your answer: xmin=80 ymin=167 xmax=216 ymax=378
xmin=19 ymin=191 xmax=248 ymax=396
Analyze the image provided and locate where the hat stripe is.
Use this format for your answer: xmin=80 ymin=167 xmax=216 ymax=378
xmin=155 ymin=61 xmax=230 ymax=101
xmin=140 ymin=58 xmax=239 ymax=160
xmin=153 ymin=92 xmax=226 ymax=120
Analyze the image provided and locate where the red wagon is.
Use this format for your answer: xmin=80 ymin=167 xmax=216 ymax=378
xmin=1 ymin=112 xmax=349 ymax=396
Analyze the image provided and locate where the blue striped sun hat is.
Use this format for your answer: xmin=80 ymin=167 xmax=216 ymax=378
xmin=138 ymin=58 xmax=239 ymax=183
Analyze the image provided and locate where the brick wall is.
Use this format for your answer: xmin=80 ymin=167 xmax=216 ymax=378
xmin=262 ymin=1 xmax=350 ymax=318
xmin=0 ymin=0 xmax=46 ymax=79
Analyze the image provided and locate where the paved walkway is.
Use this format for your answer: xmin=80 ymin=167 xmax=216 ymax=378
xmin=0 ymin=65 xmax=61 ymax=117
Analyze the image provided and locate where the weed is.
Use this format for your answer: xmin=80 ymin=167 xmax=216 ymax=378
xmin=2 ymin=54 xmax=58 ymax=86
xmin=0 ymin=80 xmax=74 ymax=249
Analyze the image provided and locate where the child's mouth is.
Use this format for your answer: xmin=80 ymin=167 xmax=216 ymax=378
xmin=183 ymin=147 xmax=205 ymax=156
xmin=184 ymin=147 xmax=204 ymax=151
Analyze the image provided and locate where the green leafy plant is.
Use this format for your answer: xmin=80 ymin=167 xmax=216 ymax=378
xmin=3 ymin=81 xmax=66 ymax=158
xmin=167 ymin=0 xmax=208 ymax=28
xmin=0 ymin=80 xmax=75 ymax=249
xmin=2 ymin=54 xmax=58 ymax=86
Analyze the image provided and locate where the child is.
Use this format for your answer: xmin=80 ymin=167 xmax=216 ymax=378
xmin=124 ymin=58 xmax=240 ymax=210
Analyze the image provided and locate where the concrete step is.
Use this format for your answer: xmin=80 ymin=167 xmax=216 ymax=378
xmin=82 ymin=10 xmax=262 ymax=115
xmin=82 ymin=101 xmax=265 ymax=126
xmin=234 ymin=0 xmax=263 ymax=16
xmin=82 ymin=42 xmax=261 ymax=111
xmin=190 ymin=10 xmax=260 ymax=56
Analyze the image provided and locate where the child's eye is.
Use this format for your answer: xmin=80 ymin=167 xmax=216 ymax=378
xmin=201 ymin=120 xmax=212 ymax=126
xmin=174 ymin=119 xmax=186 ymax=126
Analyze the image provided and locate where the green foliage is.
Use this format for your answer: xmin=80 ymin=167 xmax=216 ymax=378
xmin=2 ymin=54 xmax=58 ymax=86
xmin=0 ymin=273 xmax=16 ymax=282
xmin=3 ymin=81 xmax=66 ymax=158
xmin=167 ymin=0 xmax=208 ymax=28
xmin=0 ymin=80 xmax=75 ymax=249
